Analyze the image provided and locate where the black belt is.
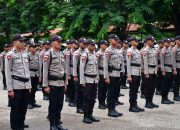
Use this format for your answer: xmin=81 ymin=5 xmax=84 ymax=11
xmin=131 ymin=63 xmax=141 ymax=67
xmin=164 ymin=64 xmax=172 ymax=67
xmin=84 ymin=74 xmax=97 ymax=78
xmin=124 ymin=60 xmax=127 ymax=63
xmin=30 ymin=69 xmax=38 ymax=72
xmin=98 ymin=66 xmax=103 ymax=70
xmin=176 ymin=60 xmax=180 ymax=63
xmin=148 ymin=65 xmax=156 ymax=68
xmin=48 ymin=74 xmax=66 ymax=81
xmin=70 ymin=64 xmax=73 ymax=67
xmin=158 ymin=60 xmax=160 ymax=64
xmin=108 ymin=65 xmax=121 ymax=72
xmin=12 ymin=75 xmax=29 ymax=82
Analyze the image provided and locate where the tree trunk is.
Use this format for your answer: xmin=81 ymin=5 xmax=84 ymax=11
xmin=172 ymin=0 xmax=180 ymax=35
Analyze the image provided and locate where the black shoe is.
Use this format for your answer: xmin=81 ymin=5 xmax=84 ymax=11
xmin=150 ymin=102 xmax=159 ymax=108
xmin=43 ymin=96 xmax=49 ymax=100
xmin=155 ymin=91 xmax=161 ymax=95
xmin=89 ymin=115 xmax=100 ymax=122
xmin=121 ymin=85 xmax=129 ymax=89
xmin=161 ymin=99 xmax=171 ymax=104
xmin=24 ymin=124 xmax=29 ymax=128
xmin=129 ymin=106 xmax=139 ymax=113
xmin=119 ymin=93 xmax=124 ymax=97
xmin=108 ymin=110 xmax=119 ymax=117
xmin=27 ymin=104 xmax=34 ymax=109
xmin=174 ymin=97 xmax=180 ymax=101
xmin=135 ymin=105 xmax=145 ymax=112
xmin=140 ymin=94 xmax=145 ymax=99
xmin=83 ymin=117 xmax=92 ymax=124
xmin=114 ymin=110 xmax=123 ymax=117
xmin=32 ymin=103 xmax=41 ymax=108
xmin=56 ymin=124 xmax=68 ymax=130
xmin=68 ymin=102 xmax=76 ymax=107
xmin=98 ymin=104 xmax=106 ymax=109
xmin=166 ymin=99 xmax=174 ymax=104
xmin=169 ymin=88 xmax=173 ymax=92
xmin=3 ymin=87 xmax=7 ymax=90
xmin=76 ymin=108 xmax=84 ymax=114
xmin=50 ymin=125 xmax=58 ymax=130
xmin=145 ymin=103 xmax=154 ymax=109
xmin=47 ymin=115 xmax=50 ymax=120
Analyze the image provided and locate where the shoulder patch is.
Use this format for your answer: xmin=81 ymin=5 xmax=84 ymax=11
xmin=7 ymin=55 xmax=12 ymax=60
xmin=44 ymin=55 xmax=49 ymax=62
xmin=81 ymin=56 xmax=86 ymax=62
xmin=127 ymin=51 xmax=132 ymax=58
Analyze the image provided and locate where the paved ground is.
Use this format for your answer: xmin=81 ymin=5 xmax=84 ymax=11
xmin=0 ymin=74 xmax=180 ymax=130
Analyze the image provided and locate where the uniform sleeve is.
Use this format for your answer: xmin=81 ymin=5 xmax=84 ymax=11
xmin=126 ymin=49 xmax=132 ymax=77
xmin=73 ymin=52 xmax=79 ymax=77
xmin=104 ymin=50 xmax=110 ymax=79
xmin=79 ymin=53 xmax=87 ymax=85
xmin=38 ymin=53 xmax=43 ymax=79
xmin=66 ymin=51 xmax=70 ymax=76
xmin=5 ymin=53 xmax=13 ymax=91
xmin=121 ymin=54 xmax=125 ymax=73
xmin=0 ymin=53 xmax=3 ymax=69
xmin=160 ymin=49 xmax=165 ymax=71
xmin=143 ymin=49 xmax=149 ymax=75
xmin=171 ymin=47 xmax=177 ymax=70
xmin=42 ymin=52 xmax=50 ymax=87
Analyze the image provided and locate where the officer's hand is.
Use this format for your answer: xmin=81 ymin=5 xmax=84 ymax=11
xmin=127 ymin=76 xmax=132 ymax=82
xmin=145 ymin=74 xmax=149 ymax=79
xmin=74 ymin=76 xmax=78 ymax=81
xmin=68 ymin=76 xmax=71 ymax=80
xmin=105 ymin=79 xmax=110 ymax=84
xmin=162 ymin=71 xmax=166 ymax=76
xmin=173 ymin=70 xmax=177 ymax=75
xmin=39 ymin=77 xmax=41 ymax=82
xmin=44 ymin=87 xmax=50 ymax=94
xmin=8 ymin=90 xmax=14 ymax=98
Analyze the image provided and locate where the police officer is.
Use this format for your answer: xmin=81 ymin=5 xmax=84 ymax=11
xmin=155 ymin=40 xmax=164 ymax=95
xmin=66 ymin=39 xmax=79 ymax=107
xmin=140 ymin=42 xmax=147 ymax=98
xmin=39 ymin=41 xmax=50 ymax=100
xmin=80 ymin=39 xmax=100 ymax=124
xmin=104 ymin=34 xmax=124 ymax=117
xmin=120 ymin=40 xmax=129 ymax=89
xmin=143 ymin=36 xmax=159 ymax=109
xmin=160 ymin=38 xmax=174 ymax=104
xmin=96 ymin=40 xmax=108 ymax=109
xmin=0 ymin=44 xmax=9 ymax=90
xmin=73 ymin=38 xmax=87 ymax=114
xmin=43 ymin=35 xmax=67 ymax=130
xmin=27 ymin=43 xmax=41 ymax=109
xmin=172 ymin=36 xmax=180 ymax=101
xmin=126 ymin=36 xmax=145 ymax=112
xmin=5 ymin=34 xmax=31 ymax=130
xmin=63 ymin=39 xmax=73 ymax=102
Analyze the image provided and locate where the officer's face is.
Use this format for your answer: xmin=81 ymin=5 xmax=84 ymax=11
xmin=44 ymin=44 xmax=50 ymax=49
xmin=170 ymin=42 xmax=175 ymax=47
xmin=147 ymin=40 xmax=154 ymax=46
xmin=53 ymin=41 xmax=61 ymax=50
xmin=100 ymin=44 xmax=107 ymax=50
xmin=164 ymin=42 xmax=170 ymax=47
xmin=80 ymin=43 xmax=86 ymax=49
xmin=159 ymin=43 xmax=164 ymax=48
xmin=14 ymin=40 xmax=25 ymax=50
xmin=123 ymin=44 xmax=129 ymax=48
xmin=4 ymin=47 xmax=9 ymax=51
xmin=110 ymin=39 xmax=118 ymax=46
xmin=131 ymin=41 xmax=139 ymax=47
xmin=88 ymin=44 xmax=95 ymax=51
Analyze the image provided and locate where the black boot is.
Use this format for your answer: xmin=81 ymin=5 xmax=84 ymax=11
xmin=27 ymin=104 xmax=34 ymax=109
xmin=145 ymin=102 xmax=154 ymax=109
xmin=56 ymin=124 xmax=68 ymax=130
xmin=89 ymin=115 xmax=100 ymax=122
xmin=98 ymin=104 xmax=106 ymax=109
xmin=150 ymin=102 xmax=159 ymax=108
xmin=50 ymin=121 xmax=58 ymax=130
xmin=129 ymin=106 xmax=139 ymax=113
xmin=83 ymin=116 xmax=92 ymax=124
xmin=76 ymin=108 xmax=84 ymax=114
xmin=32 ymin=103 xmax=41 ymax=108
xmin=135 ymin=105 xmax=145 ymax=112
xmin=174 ymin=96 xmax=180 ymax=101
xmin=108 ymin=110 xmax=119 ymax=117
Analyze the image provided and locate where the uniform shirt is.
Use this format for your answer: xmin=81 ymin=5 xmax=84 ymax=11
xmin=5 ymin=48 xmax=31 ymax=91
xmin=143 ymin=46 xmax=158 ymax=75
xmin=140 ymin=47 xmax=145 ymax=70
xmin=39 ymin=49 xmax=48 ymax=79
xmin=66 ymin=48 xmax=76 ymax=76
xmin=160 ymin=47 xmax=172 ymax=72
xmin=120 ymin=47 xmax=128 ymax=66
xmin=73 ymin=48 xmax=86 ymax=77
xmin=29 ymin=52 xmax=39 ymax=77
xmin=104 ymin=46 xmax=124 ymax=79
xmin=0 ymin=51 xmax=8 ymax=71
xmin=80 ymin=50 xmax=98 ymax=85
xmin=126 ymin=47 xmax=141 ymax=77
xmin=96 ymin=49 xmax=104 ymax=75
xmin=171 ymin=45 xmax=180 ymax=70
xmin=43 ymin=48 xmax=66 ymax=87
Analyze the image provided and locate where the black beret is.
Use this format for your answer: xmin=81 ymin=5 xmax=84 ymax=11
xmin=99 ymin=40 xmax=108 ymax=45
xmin=12 ymin=34 xmax=26 ymax=42
xmin=144 ymin=36 xmax=155 ymax=42
xmin=108 ymin=34 xmax=119 ymax=40
xmin=78 ymin=38 xmax=86 ymax=43
xmin=163 ymin=38 xmax=171 ymax=43
xmin=123 ymin=40 xmax=129 ymax=45
xmin=3 ymin=44 xmax=9 ymax=48
xmin=86 ymin=39 xmax=96 ymax=45
xmin=50 ymin=35 xmax=62 ymax=43
xmin=43 ymin=40 xmax=50 ymax=45
xmin=175 ymin=36 xmax=180 ymax=40
xmin=127 ymin=36 xmax=138 ymax=42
